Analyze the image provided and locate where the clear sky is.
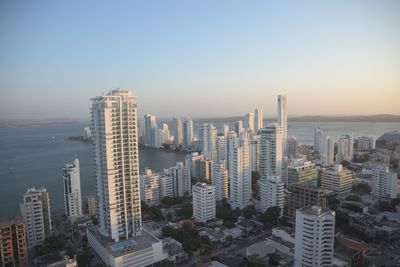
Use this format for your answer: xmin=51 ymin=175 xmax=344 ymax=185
xmin=0 ymin=0 xmax=399 ymax=119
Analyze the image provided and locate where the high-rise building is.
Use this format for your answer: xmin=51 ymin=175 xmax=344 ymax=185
xmin=254 ymin=108 xmax=263 ymax=132
xmin=212 ymin=163 xmax=228 ymax=201
xmin=321 ymin=135 xmax=335 ymax=166
xmin=286 ymin=136 xmax=298 ymax=159
xmin=91 ymin=89 xmax=141 ymax=241
xmin=63 ymin=157 xmax=83 ymax=218
xmin=174 ymin=118 xmax=183 ymax=146
xmin=21 ymin=186 xmax=52 ymax=249
xmin=259 ymin=176 xmax=284 ymax=214
xmin=185 ymin=152 xmax=205 ymax=179
xmin=294 ymin=206 xmax=335 ymax=267
xmin=245 ymin=112 xmax=255 ymax=132
xmin=159 ymin=173 xmax=174 ymax=199
xmin=356 ymin=136 xmax=376 ymax=150
xmin=192 ymin=183 xmax=216 ymax=223
xmin=336 ymin=134 xmax=353 ymax=163
xmin=0 ymin=219 xmax=28 ymax=267
xmin=144 ymin=114 xmax=157 ymax=147
xmin=321 ymin=164 xmax=353 ymax=195
xmin=284 ymin=184 xmax=327 ymax=223
xmin=170 ymin=162 xmax=191 ymax=198
xmin=228 ymin=133 xmax=251 ymax=209
xmin=199 ymin=158 xmax=213 ymax=183
xmin=288 ymin=160 xmax=319 ymax=186
xmin=216 ymin=135 xmax=227 ymax=164
xmin=200 ymin=123 xmax=218 ymax=162
xmin=223 ymin=124 xmax=230 ymax=137
xmin=183 ymin=119 xmax=193 ymax=150
xmin=313 ymin=127 xmax=323 ymax=154
xmin=371 ymin=165 xmax=398 ymax=199
xmin=140 ymin=169 xmax=160 ymax=206
xmin=86 ymin=195 xmax=97 ymax=216
xmin=249 ymin=135 xmax=260 ymax=174
xmin=259 ymin=123 xmax=283 ymax=178
xmin=277 ymin=95 xmax=287 ymax=157
xmin=234 ymin=121 xmax=244 ymax=136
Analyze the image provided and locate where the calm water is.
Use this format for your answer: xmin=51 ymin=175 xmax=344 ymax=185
xmin=0 ymin=121 xmax=399 ymax=218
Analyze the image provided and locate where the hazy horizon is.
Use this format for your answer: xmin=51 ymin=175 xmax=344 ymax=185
xmin=1 ymin=1 xmax=400 ymax=119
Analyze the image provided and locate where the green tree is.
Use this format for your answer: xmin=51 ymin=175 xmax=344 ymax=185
xmin=268 ymin=252 xmax=281 ymax=266
xmin=335 ymin=210 xmax=350 ymax=228
xmin=239 ymin=256 xmax=268 ymax=267
xmin=261 ymin=206 xmax=280 ymax=226
xmin=378 ymin=201 xmax=392 ymax=212
xmin=243 ymin=205 xmax=256 ymax=219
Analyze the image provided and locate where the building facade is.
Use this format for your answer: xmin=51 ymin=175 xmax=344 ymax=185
xmin=259 ymin=176 xmax=284 ymax=214
xmin=0 ymin=219 xmax=28 ymax=267
xmin=371 ymin=165 xmax=398 ymax=199
xmin=288 ymin=160 xmax=319 ymax=186
xmin=321 ymin=164 xmax=353 ymax=195
xmin=212 ymin=163 xmax=228 ymax=201
xmin=63 ymin=157 xmax=83 ymax=218
xmin=140 ymin=169 xmax=160 ymax=206
xmin=259 ymin=123 xmax=283 ymax=178
xmin=192 ymin=183 xmax=216 ymax=223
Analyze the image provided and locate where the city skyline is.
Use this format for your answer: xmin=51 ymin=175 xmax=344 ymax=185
xmin=1 ymin=1 xmax=400 ymax=119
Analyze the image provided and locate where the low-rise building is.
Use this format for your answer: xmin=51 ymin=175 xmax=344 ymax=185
xmin=321 ymin=164 xmax=353 ymax=196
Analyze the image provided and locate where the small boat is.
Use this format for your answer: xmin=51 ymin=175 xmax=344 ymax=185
xmin=51 ymin=136 xmax=56 ymax=139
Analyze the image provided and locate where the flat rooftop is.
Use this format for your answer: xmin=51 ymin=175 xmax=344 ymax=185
xmin=88 ymin=227 xmax=160 ymax=257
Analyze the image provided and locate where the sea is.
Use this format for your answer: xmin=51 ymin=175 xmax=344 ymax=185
xmin=0 ymin=121 xmax=399 ymax=218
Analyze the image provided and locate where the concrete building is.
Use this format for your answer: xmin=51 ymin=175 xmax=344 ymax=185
xmin=286 ymin=136 xmax=298 ymax=159
xmin=234 ymin=121 xmax=244 ymax=136
xmin=83 ymin=126 xmax=92 ymax=140
xmin=0 ymin=219 xmax=28 ymax=267
xmin=229 ymin=133 xmax=251 ymax=209
xmin=371 ymin=165 xmax=398 ymax=199
xmin=199 ymin=158 xmax=213 ymax=183
xmin=174 ymin=118 xmax=183 ymax=146
xmin=294 ymin=206 xmax=335 ymax=267
xmin=321 ymin=164 xmax=353 ymax=195
xmin=159 ymin=173 xmax=173 ymax=199
xmin=89 ymin=89 xmax=165 ymax=266
xmin=321 ymin=134 xmax=335 ymax=166
xmin=245 ymin=112 xmax=255 ymax=132
xmin=200 ymin=123 xmax=218 ymax=162
xmin=185 ymin=152 xmax=205 ymax=179
xmin=356 ymin=136 xmax=376 ymax=150
xmin=259 ymin=176 xmax=284 ymax=214
xmin=183 ymin=119 xmax=193 ymax=150
xmin=144 ymin=114 xmax=157 ymax=147
xmin=313 ymin=127 xmax=323 ymax=155
xmin=259 ymin=123 xmax=283 ymax=178
xmin=212 ymin=163 xmax=228 ymax=201
xmin=155 ymin=123 xmax=170 ymax=148
xmin=288 ymin=160 xmax=319 ymax=186
xmin=222 ymin=124 xmax=230 ymax=137
xmin=170 ymin=162 xmax=191 ymax=198
xmin=192 ymin=183 xmax=216 ymax=223
xmin=140 ymin=169 xmax=160 ymax=206
xmin=277 ymin=95 xmax=287 ymax=157
xmin=336 ymin=134 xmax=353 ymax=163
xmin=249 ymin=135 xmax=260 ymax=174
xmin=284 ymin=184 xmax=327 ymax=222
xmin=216 ymin=135 xmax=227 ymax=164
xmin=254 ymin=108 xmax=263 ymax=132
xmin=63 ymin=157 xmax=83 ymax=218
xmin=86 ymin=195 xmax=97 ymax=216
xmin=20 ymin=186 xmax=52 ymax=249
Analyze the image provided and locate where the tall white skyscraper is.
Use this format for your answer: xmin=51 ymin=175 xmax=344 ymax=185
xmin=249 ymin=135 xmax=260 ymax=173
xmin=245 ymin=112 xmax=255 ymax=132
xmin=294 ymin=206 xmax=335 ymax=267
xmin=192 ymin=183 xmax=216 ymax=223
xmin=170 ymin=162 xmax=191 ymax=198
xmin=234 ymin=120 xmax=244 ymax=135
xmin=174 ymin=118 xmax=183 ymax=146
xmin=21 ymin=186 xmax=52 ymax=249
xmin=212 ymin=163 xmax=228 ymax=201
xmin=321 ymin=135 xmax=335 ymax=166
xmin=63 ymin=157 xmax=83 ymax=218
xmin=223 ymin=124 xmax=230 ymax=137
xmin=254 ymin=108 xmax=263 ymax=132
xmin=286 ymin=136 xmax=298 ymax=159
xmin=228 ymin=133 xmax=251 ymax=209
xmin=183 ymin=119 xmax=193 ymax=150
xmin=313 ymin=127 xmax=323 ymax=154
xmin=259 ymin=123 xmax=283 ymax=178
xmin=91 ymin=89 xmax=141 ymax=241
xmin=259 ymin=176 xmax=284 ymax=213
xmin=336 ymin=134 xmax=353 ymax=163
xmin=371 ymin=165 xmax=398 ymax=199
xmin=216 ymin=135 xmax=227 ymax=164
xmin=200 ymin=123 xmax=218 ymax=162
xmin=277 ymin=95 xmax=287 ymax=156
xmin=144 ymin=114 xmax=157 ymax=147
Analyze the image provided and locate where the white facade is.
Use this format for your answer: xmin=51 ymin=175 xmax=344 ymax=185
xmin=259 ymin=176 xmax=284 ymax=213
xmin=212 ymin=163 xmax=228 ymax=201
xmin=183 ymin=119 xmax=193 ymax=150
xmin=321 ymin=135 xmax=335 ymax=166
xmin=234 ymin=121 xmax=244 ymax=135
xmin=229 ymin=133 xmax=251 ymax=209
xmin=357 ymin=136 xmax=376 ymax=150
xmin=259 ymin=123 xmax=283 ymax=178
xmin=336 ymin=134 xmax=353 ymax=163
xmin=170 ymin=162 xmax=191 ymax=198
xmin=254 ymin=108 xmax=263 ymax=132
xmin=200 ymin=123 xmax=218 ymax=162
xmin=245 ymin=112 xmax=255 ymax=132
xmin=371 ymin=165 xmax=398 ymax=199
xmin=216 ymin=135 xmax=227 ymax=164
xmin=277 ymin=95 xmax=287 ymax=157
xmin=86 ymin=195 xmax=97 ymax=216
xmin=321 ymin=164 xmax=353 ymax=195
xmin=144 ymin=114 xmax=157 ymax=147
xmin=21 ymin=186 xmax=52 ymax=249
xmin=159 ymin=174 xmax=173 ymax=199
xmin=286 ymin=136 xmax=298 ymax=159
xmin=174 ymin=118 xmax=183 ymax=145
xmin=223 ymin=124 xmax=230 ymax=137
xmin=91 ymin=89 xmax=141 ymax=242
xmin=192 ymin=183 xmax=216 ymax=223
xmin=313 ymin=127 xmax=323 ymax=154
xmin=294 ymin=206 xmax=335 ymax=267
xmin=140 ymin=169 xmax=160 ymax=206
xmin=249 ymin=135 xmax=260 ymax=173
xmin=63 ymin=157 xmax=83 ymax=218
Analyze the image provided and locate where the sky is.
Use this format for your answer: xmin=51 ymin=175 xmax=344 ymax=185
xmin=0 ymin=0 xmax=399 ymax=119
